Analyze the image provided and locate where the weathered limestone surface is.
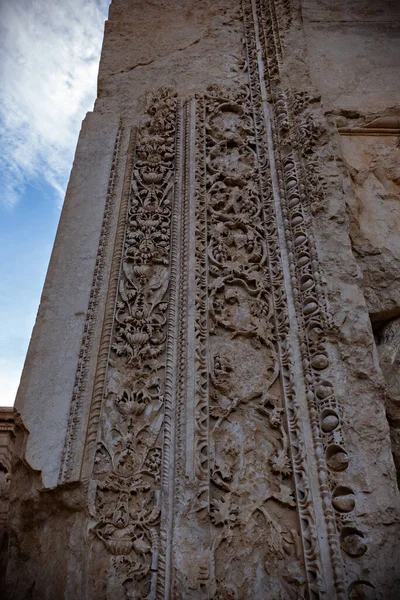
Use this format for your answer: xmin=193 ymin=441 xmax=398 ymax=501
xmin=340 ymin=134 xmax=400 ymax=319
xmin=5 ymin=1 xmax=400 ymax=599
xmin=302 ymin=0 xmax=400 ymax=113
xmin=13 ymin=112 xmax=122 ymax=488
xmin=0 ymin=408 xmax=14 ymax=596
xmin=376 ymin=318 xmax=400 ymax=488
xmin=302 ymin=0 xmax=400 ymax=320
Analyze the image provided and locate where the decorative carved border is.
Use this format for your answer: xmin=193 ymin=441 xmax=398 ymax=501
xmin=157 ymin=98 xmax=183 ymax=600
xmin=59 ymin=4 xmax=369 ymax=597
xmin=83 ymin=90 xmax=180 ymax=599
xmin=59 ymin=122 xmax=124 ymax=484
xmin=245 ymin=0 xmax=369 ymax=596
xmin=174 ymin=99 xmax=192 ymax=498
xmin=82 ymin=127 xmax=137 ymax=470
xmin=254 ymin=0 xmax=347 ymax=592
xmin=242 ymin=3 xmax=323 ymax=596
xmin=193 ymin=94 xmax=210 ymax=512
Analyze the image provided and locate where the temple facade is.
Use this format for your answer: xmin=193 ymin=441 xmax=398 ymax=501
xmin=3 ymin=1 xmax=400 ymax=598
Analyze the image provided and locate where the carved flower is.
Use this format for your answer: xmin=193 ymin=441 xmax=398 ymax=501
xmin=270 ymin=449 xmax=292 ymax=477
xmin=116 ymin=389 xmax=149 ymax=416
xmin=129 ymin=331 xmax=150 ymax=346
xmin=132 ymin=265 xmax=149 ymax=283
xmin=141 ymin=171 xmax=164 ymax=185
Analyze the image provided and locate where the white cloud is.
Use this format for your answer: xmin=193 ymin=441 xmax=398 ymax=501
xmin=0 ymin=358 xmax=23 ymax=407
xmin=0 ymin=0 xmax=110 ymax=207
xmin=0 ymin=0 xmax=110 ymax=405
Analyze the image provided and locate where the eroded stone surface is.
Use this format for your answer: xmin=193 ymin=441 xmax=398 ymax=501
xmin=376 ymin=318 xmax=400 ymax=486
xmin=340 ymin=134 xmax=400 ymax=320
xmin=0 ymin=408 xmax=14 ymax=597
xmin=302 ymin=0 xmax=400 ymax=113
xmin=5 ymin=1 xmax=400 ymax=598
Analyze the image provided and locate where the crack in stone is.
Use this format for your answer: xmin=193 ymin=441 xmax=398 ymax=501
xmin=117 ymin=58 xmax=155 ymax=74
xmin=115 ymin=32 xmax=211 ymax=76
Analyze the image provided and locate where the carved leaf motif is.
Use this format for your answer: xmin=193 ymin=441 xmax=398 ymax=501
xmin=277 ymin=484 xmax=296 ymax=508
xmin=271 ymin=449 xmax=292 ymax=477
xmin=209 ymin=406 xmax=229 ymax=419
xmin=90 ymin=90 xmax=177 ymax=595
xmin=216 ymin=462 xmax=231 ymax=481
xmin=210 ymin=493 xmax=238 ymax=527
xmin=132 ymin=534 xmax=152 ymax=555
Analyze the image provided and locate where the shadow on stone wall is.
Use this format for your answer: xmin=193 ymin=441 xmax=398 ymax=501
xmin=0 ymin=408 xmax=14 ymax=597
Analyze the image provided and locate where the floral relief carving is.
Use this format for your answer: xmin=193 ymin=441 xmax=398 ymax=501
xmin=202 ymin=86 xmax=306 ymax=599
xmin=88 ymin=88 xmax=178 ymax=599
xmin=51 ymin=2 xmax=383 ymax=599
xmin=78 ymin=5 xmax=361 ymax=599
xmin=245 ymin=0 xmax=367 ymax=596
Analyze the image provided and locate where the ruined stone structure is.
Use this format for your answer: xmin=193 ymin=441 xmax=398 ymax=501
xmin=0 ymin=408 xmax=14 ymax=594
xmin=3 ymin=1 xmax=400 ymax=598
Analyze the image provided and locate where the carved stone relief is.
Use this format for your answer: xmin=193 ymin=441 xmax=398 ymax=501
xmin=87 ymin=89 xmax=179 ymax=598
xmin=59 ymin=124 xmax=124 ymax=484
xmin=54 ymin=1 xmax=383 ymax=598
xmin=203 ymin=86 xmax=306 ymax=598
xmin=0 ymin=409 xmax=14 ymax=530
xmin=243 ymin=2 xmax=377 ymax=597
xmin=0 ymin=408 xmax=14 ymax=594
xmin=3 ymin=0 xmax=399 ymax=598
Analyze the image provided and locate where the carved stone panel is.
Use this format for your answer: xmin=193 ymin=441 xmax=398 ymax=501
xmin=202 ymin=86 xmax=306 ymax=598
xmin=86 ymin=89 xmax=180 ymax=598
xmin=53 ymin=2 xmax=394 ymax=599
xmin=5 ymin=1 xmax=400 ymax=599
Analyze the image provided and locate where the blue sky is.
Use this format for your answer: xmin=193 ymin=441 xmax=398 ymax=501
xmin=0 ymin=0 xmax=111 ymax=405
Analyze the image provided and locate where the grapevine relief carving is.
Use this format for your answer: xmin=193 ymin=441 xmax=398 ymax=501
xmin=88 ymin=88 xmax=177 ymax=599
xmin=247 ymin=1 xmax=367 ymax=596
xmin=82 ymin=4 xmax=356 ymax=598
xmin=203 ymin=87 xmax=306 ymax=599
xmin=53 ymin=1 xmax=378 ymax=598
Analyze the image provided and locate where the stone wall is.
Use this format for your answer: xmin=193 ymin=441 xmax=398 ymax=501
xmin=5 ymin=1 xmax=400 ymax=598
xmin=0 ymin=408 xmax=14 ymax=596
xmin=300 ymin=0 xmax=400 ymax=490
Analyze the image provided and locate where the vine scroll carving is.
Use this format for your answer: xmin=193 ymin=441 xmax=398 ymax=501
xmin=56 ymin=2 xmax=370 ymax=598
